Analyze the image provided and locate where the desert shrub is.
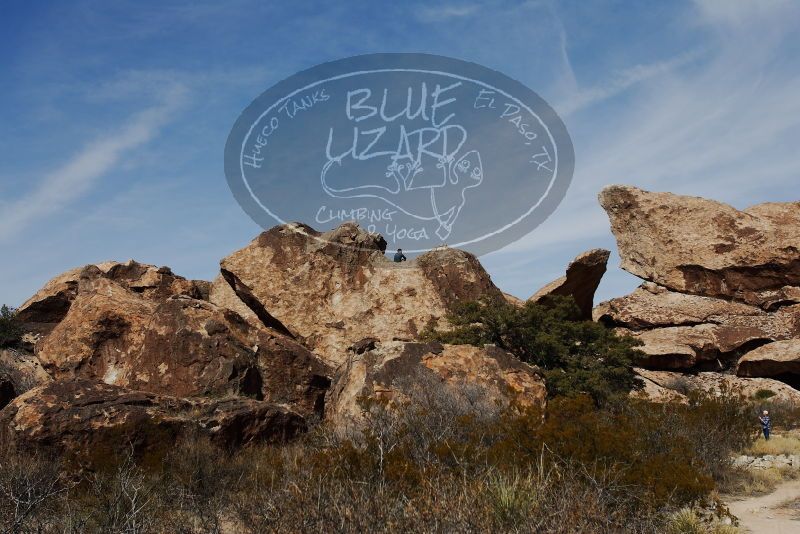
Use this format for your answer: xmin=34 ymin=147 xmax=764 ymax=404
xmin=77 ymin=452 xmax=161 ymax=533
xmin=658 ymin=391 xmax=754 ymax=480
xmin=0 ymin=305 xmax=22 ymax=348
xmin=423 ymin=296 xmax=644 ymax=405
xmin=0 ymin=446 xmax=70 ymax=533
xmin=0 ymin=376 xmax=757 ymax=533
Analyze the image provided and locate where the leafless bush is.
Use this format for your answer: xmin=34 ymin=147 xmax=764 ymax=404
xmin=0 ymin=447 xmax=70 ymax=533
xmin=79 ymin=450 xmax=160 ymax=534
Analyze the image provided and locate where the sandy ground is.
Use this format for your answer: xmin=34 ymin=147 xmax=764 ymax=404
xmin=725 ymin=479 xmax=800 ymax=533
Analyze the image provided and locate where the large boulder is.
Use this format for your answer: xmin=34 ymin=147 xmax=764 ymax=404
xmin=0 ymin=379 xmax=305 ymax=464
xmin=34 ymin=270 xmax=331 ymax=419
xmin=218 ymin=222 xmax=504 ymax=366
xmin=529 ymin=249 xmax=610 ymax=319
xmin=129 ymin=296 xmax=331 ymax=417
xmin=599 ymin=185 xmax=800 ymax=307
xmin=17 ymin=260 xmax=209 ymax=342
xmin=737 ymin=340 xmax=800 ymax=380
xmin=326 ymin=341 xmax=546 ymax=429
xmin=35 ymin=275 xmax=153 ymax=381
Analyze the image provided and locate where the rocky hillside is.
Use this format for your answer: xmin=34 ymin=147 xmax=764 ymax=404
xmin=1 ymin=185 xmax=798 ymax=461
xmin=0 ymin=222 xmax=539 ymax=462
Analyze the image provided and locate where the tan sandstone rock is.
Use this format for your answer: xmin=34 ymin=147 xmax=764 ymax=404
xmin=598 ymin=284 xmax=800 ymax=370
xmin=17 ymin=260 xmax=209 ymax=341
xmin=737 ymin=340 xmax=800 ymax=379
xmin=325 ymin=341 xmax=546 ymax=429
xmin=0 ymin=379 xmax=306 ymax=464
xmin=529 ymin=249 xmax=610 ymax=319
xmin=599 ymin=185 xmax=800 ymax=306
xmin=594 ymin=282 xmax=766 ymax=329
xmin=209 ymin=274 xmax=262 ymax=327
xmin=34 ymin=271 xmax=331 ymax=418
xmin=218 ymin=222 xmax=503 ymax=366
xmin=621 ymin=321 xmax=791 ymax=371
xmin=634 ymin=368 xmax=800 ymax=404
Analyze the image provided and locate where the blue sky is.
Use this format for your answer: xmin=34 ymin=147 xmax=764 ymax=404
xmin=1 ymin=0 xmax=799 ymax=307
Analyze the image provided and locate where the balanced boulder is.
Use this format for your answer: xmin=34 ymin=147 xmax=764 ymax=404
xmin=599 ymin=185 xmax=800 ymax=306
xmin=597 ymin=186 xmax=800 ymax=378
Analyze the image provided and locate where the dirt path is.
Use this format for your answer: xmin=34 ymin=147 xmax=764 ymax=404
xmin=725 ymin=479 xmax=800 ymax=533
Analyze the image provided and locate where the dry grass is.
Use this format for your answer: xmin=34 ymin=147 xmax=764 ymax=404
xmin=719 ymin=464 xmax=800 ymax=496
xmin=747 ymin=432 xmax=800 ymax=456
xmin=665 ymin=508 xmax=741 ymax=534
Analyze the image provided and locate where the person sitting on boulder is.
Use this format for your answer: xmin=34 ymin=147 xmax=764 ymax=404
xmin=759 ymin=410 xmax=771 ymax=440
xmin=393 ymin=248 xmax=407 ymax=262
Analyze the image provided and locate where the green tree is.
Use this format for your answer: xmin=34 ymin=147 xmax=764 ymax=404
xmin=0 ymin=305 xmax=23 ymax=348
xmin=424 ymin=296 xmax=644 ymax=405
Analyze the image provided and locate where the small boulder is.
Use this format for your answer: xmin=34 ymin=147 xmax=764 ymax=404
xmin=529 ymin=249 xmax=610 ymax=319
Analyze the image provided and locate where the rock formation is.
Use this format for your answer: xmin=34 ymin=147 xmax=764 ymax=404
xmin=599 ymin=185 xmax=800 ymax=307
xmin=325 ymin=340 xmax=546 ymax=429
xmin=597 ymin=186 xmax=800 ymax=385
xmin=0 ymin=221 xmax=518 ymax=455
xmin=529 ymin=248 xmax=610 ymax=319
xmin=3 ymin=187 xmax=799 ymax=456
xmin=217 ymin=222 xmax=503 ymax=366
xmin=0 ymin=379 xmax=305 ymax=464
xmin=30 ymin=269 xmax=330 ymax=419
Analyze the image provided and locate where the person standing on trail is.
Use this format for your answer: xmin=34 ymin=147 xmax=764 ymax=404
xmin=759 ymin=410 xmax=771 ymax=440
xmin=393 ymin=248 xmax=407 ymax=262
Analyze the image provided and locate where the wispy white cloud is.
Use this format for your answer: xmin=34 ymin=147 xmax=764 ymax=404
xmin=556 ymin=50 xmax=703 ymax=116
xmin=488 ymin=0 xmax=800 ymax=299
xmin=415 ymin=3 xmax=480 ymax=23
xmin=0 ymin=82 xmax=186 ymax=241
xmin=693 ymin=0 xmax=794 ymax=29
